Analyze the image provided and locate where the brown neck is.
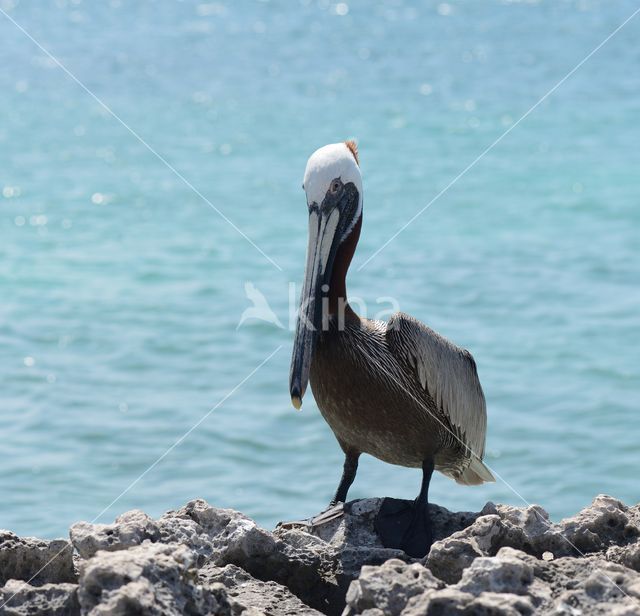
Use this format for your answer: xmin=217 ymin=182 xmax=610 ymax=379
xmin=327 ymin=213 xmax=362 ymax=315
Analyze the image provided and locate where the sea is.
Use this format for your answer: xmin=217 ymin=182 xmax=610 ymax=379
xmin=1 ymin=0 xmax=639 ymax=538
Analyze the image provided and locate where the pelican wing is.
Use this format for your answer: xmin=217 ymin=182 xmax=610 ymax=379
xmin=386 ymin=312 xmax=493 ymax=484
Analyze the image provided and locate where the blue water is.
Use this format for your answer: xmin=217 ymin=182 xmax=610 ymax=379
xmin=1 ymin=0 xmax=639 ymax=539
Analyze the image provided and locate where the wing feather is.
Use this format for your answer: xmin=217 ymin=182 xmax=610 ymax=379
xmin=386 ymin=312 xmax=491 ymax=482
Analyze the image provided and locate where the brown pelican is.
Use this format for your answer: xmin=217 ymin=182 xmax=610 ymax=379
xmin=289 ymin=141 xmax=494 ymax=557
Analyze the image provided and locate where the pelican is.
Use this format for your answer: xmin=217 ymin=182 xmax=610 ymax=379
xmin=289 ymin=141 xmax=494 ymax=557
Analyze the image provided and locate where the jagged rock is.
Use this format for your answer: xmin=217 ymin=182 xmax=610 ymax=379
xmin=8 ymin=494 xmax=640 ymax=615
xmin=77 ymin=542 xmax=230 ymax=615
xmin=163 ymin=501 xmax=336 ymax=612
xmin=497 ymin=494 xmax=640 ymax=558
xmin=343 ymin=549 xmax=543 ymax=615
xmin=608 ymin=542 xmax=640 ymax=572
xmin=0 ymin=532 xmax=76 ymax=586
xmin=70 ymin=510 xmax=160 ymax=560
xmin=71 ymin=500 xmax=279 ymax=569
xmin=270 ymin=499 xmax=415 ymax=615
xmin=426 ymin=494 xmax=640 ymax=586
xmin=172 ymin=499 xmax=280 ymax=567
xmin=426 ymin=511 xmax=504 ymax=583
xmin=461 ymin=592 xmax=536 ymax=615
xmin=557 ymin=495 xmax=639 ymax=555
xmin=0 ymin=579 xmax=79 ymax=615
xmin=400 ymin=587 xmax=476 ymax=615
xmin=71 ymin=498 xmax=407 ymax=615
xmin=343 ymin=558 xmax=442 ymax=616
xmin=347 ymin=543 xmax=640 ymax=615
xmin=546 ymin=558 xmax=640 ymax=615
xmin=456 ymin=547 xmax=535 ymax=596
xmin=404 ymin=588 xmax=534 ymax=616
xmin=185 ymin=498 xmax=468 ymax=614
xmin=200 ymin=563 xmax=322 ymax=615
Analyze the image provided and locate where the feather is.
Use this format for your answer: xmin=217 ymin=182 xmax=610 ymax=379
xmin=457 ymin=458 xmax=495 ymax=485
xmin=386 ymin=312 xmax=491 ymax=481
xmin=344 ymin=139 xmax=359 ymax=165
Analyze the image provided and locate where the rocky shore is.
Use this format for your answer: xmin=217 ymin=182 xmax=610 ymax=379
xmin=1 ymin=495 xmax=639 ymax=615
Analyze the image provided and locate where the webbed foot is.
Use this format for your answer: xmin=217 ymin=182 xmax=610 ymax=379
xmin=374 ymin=497 xmax=433 ymax=558
xmin=277 ymin=502 xmax=345 ymax=531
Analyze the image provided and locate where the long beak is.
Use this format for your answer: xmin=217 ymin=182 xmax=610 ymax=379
xmin=289 ymin=206 xmax=341 ymax=409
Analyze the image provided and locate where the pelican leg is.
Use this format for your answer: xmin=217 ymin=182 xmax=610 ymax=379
xmin=374 ymin=458 xmax=435 ymax=558
xmin=307 ymin=451 xmax=360 ymax=527
xmin=401 ymin=458 xmax=435 ymax=557
xmin=277 ymin=451 xmax=360 ymax=530
xmin=330 ymin=451 xmax=360 ymax=505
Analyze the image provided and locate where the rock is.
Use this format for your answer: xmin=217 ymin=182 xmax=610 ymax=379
xmin=158 ymin=500 xmax=333 ymax=612
xmin=608 ymin=542 xmax=640 ymax=572
xmin=401 ymin=587 xmax=476 ymax=615
xmin=462 ymin=592 xmax=536 ymax=616
xmin=343 ymin=558 xmax=442 ymax=616
xmin=0 ymin=532 xmax=76 ymax=586
xmin=406 ymin=589 xmax=536 ymax=616
xmin=426 ymin=512 xmax=505 ymax=584
xmin=556 ymin=495 xmax=638 ymax=555
xmin=200 ymin=563 xmax=322 ymax=615
xmin=77 ymin=542 xmax=230 ymax=615
xmin=71 ymin=498 xmax=408 ymax=615
xmin=348 ymin=543 xmax=640 ymax=615
xmin=70 ymin=499 xmax=279 ymax=569
xmin=0 ymin=579 xmax=79 ymax=615
xmin=175 ymin=499 xmax=280 ymax=567
xmin=70 ymin=510 xmax=160 ymax=560
xmin=344 ymin=548 xmax=543 ymax=615
xmin=270 ymin=499 xmax=414 ymax=615
xmin=547 ymin=558 xmax=640 ymax=615
xmin=456 ymin=547 xmax=534 ymax=596
xmin=7 ymin=494 xmax=640 ymax=615
xmin=426 ymin=494 xmax=640 ymax=587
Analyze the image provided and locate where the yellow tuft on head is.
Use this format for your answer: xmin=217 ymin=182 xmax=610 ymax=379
xmin=344 ymin=140 xmax=359 ymax=165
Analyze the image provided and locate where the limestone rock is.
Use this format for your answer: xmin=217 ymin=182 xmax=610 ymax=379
xmin=77 ymin=542 xmax=230 ymax=615
xmin=426 ymin=494 xmax=640 ymax=587
xmin=545 ymin=558 xmax=640 ymax=615
xmin=0 ymin=579 xmax=79 ymax=615
xmin=462 ymin=592 xmax=536 ymax=616
xmin=556 ymin=495 xmax=638 ymax=555
xmin=201 ymin=563 xmax=322 ymax=615
xmin=0 ymin=532 xmax=76 ymax=586
xmin=608 ymin=542 xmax=640 ymax=573
xmin=271 ymin=499 xmax=413 ymax=615
xmin=347 ymin=542 xmax=640 ymax=615
xmin=426 ymin=512 xmax=504 ymax=584
xmin=9 ymin=495 xmax=640 ymax=615
xmin=70 ymin=499 xmax=278 ymax=569
xmin=456 ymin=547 xmax=534 ymax=596
xmin=70 ymin=510 xmax=160 ymax=560
xmin=343 ymin=558 xmax=442 ymax=616
xmin=401 ymin=587 xmax=476 ymax=615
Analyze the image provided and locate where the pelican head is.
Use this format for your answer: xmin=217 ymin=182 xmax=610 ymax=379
xmin=289 ymin=141 xmax=362 ymax=409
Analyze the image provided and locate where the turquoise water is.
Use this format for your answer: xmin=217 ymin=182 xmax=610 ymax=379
xmin=1 ymin=0 xmax=639 ymax=539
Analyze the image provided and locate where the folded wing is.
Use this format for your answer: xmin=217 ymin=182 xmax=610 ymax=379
xmin=386 ymin=312 xmax=494 ymax=485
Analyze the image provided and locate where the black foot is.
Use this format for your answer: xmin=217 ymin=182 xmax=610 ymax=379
xmin=277 ymin=502 xmax=345 ymax=531
xmin=374 ymin=497 xmax=433 ymax=558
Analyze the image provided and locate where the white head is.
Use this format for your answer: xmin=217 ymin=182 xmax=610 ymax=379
xmin=290 ymin=141 xmax=363 ymax=409
xmin=303 ymin=141 xmax=362 ymax=232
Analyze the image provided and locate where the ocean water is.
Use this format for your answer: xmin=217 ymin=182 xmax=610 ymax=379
xmin=1 ymin=0 xmax=639 ymax=539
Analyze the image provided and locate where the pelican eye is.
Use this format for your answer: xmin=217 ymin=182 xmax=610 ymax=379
xmin=330 ymin=179 xmax=342 ymax=194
